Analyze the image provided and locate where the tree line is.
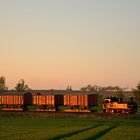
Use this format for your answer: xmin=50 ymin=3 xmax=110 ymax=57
xmin=80 ymin=84 xmax=125 ymax=92
xmin=0 ymin=76 xmax=30 ymax=92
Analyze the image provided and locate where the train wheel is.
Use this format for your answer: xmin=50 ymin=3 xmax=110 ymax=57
xmin=119 ymin=109 xmax=122 ymax=113
xmin=111 ymin=109 xmax=116 ymax=114
xmin=122 ymin=109 xmax=126 ymax=113
xmin=103 ymin=109 xmax=106 ymax=113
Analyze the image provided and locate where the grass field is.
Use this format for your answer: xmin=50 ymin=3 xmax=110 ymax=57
xmin=0 ymin=113 xmax=140 ymax=140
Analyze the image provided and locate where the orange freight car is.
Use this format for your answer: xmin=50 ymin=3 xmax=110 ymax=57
xmin=0 ymin=95 xmax=23 ymax=105
xmin=0 ymin=95 xmax=24 ymax=111
xmin=64 ymin=94 xmax=97 ymax=107
xmin=0 ymin=92 xmax=33 ymax=111
xmin=64 ymin=95 xmax=88 ymax=106
xmin=64 ymin=94 xmax=97 ymax=112
xmin=33 ymin=94 xmax=63 ymax=111
xmin=33 ymin=95 xmax=55 ymax=105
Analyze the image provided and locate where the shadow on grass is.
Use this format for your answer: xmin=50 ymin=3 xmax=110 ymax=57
xmin=85 ymin=123 xmax=119 ymax=140
xmin=47 ymin=124 xmax=102 ymax=140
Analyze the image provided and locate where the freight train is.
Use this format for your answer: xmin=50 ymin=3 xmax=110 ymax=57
xmin=0 ymin=90 xmax=98 ymax=112
xmin=102 ymin=97 xmax=137 ymax=114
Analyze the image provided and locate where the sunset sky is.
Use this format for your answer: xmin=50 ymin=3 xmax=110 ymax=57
xmin=0 ymin=0 xmax=140 ymax=90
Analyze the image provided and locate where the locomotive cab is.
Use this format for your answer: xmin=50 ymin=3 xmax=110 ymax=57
xmin=104 ymin=99 xmax=111 ymax=103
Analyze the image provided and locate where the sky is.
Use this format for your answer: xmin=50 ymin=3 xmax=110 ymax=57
xmin=0 ymin=0 xmax=140 ymax=90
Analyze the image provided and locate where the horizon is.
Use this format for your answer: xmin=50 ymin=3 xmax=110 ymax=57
xmin=0 ymin=1 xmax=140 ymax=90
xmin=2 ymin=77 xmax=137 ymax=91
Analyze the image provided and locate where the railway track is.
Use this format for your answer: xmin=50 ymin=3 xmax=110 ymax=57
xmin=0 ymin=110 xmax=137 ymax=119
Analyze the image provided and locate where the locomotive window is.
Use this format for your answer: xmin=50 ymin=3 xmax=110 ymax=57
xmin=105 ymin=100 xmax=109 ymax=103
xmin=104 ymin=99 xmax=111 ymax=103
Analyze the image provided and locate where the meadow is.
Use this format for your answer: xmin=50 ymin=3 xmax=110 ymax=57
xmin=0 ymin=113 xmax=140 ymax=140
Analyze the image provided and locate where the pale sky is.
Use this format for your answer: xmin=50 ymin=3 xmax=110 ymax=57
xmin=0 ymin=0 xmax=140 ymax=90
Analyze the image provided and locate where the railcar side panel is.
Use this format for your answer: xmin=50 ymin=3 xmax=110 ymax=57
xmin=33 ymin=95 xmax=55 ymax=106
xmin=64 ymin=94 xmax=96 ymax=107
xmin=0 ymin=95 xmax=23 ymax=105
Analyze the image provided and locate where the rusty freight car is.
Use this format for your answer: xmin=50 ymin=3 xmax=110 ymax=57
xmin=33 ymin=93 xmax=64 ymax=111
xmin=0 ymin=92 xmax=33 ymax=111
xmin=64 ymin=93 xmax=98 ymax=112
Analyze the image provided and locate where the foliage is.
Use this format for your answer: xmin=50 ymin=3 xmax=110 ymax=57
xmin=116 ymin=88 xmax=124 ymax=99
xmin=0 ymin=76 xmax=8 ymax=91
xmin=80 ymin=84 xmax=124 ymax=92
xmin=89 ymin=94 xmax=103 ymax=112
xmin=80 ymin=84 xmax=102 ymax=92
xmin=133 ymin=82 xmax=140 ymax=105
xmin=0 ymin=105 xmax=4 ymax=110
xmin=24 ymin=105 xmax=37 ymax=111
xmin=101 ymin=86 xmax=120 ymax=91
xmin=15 ymin=79 xmax=30 ymax=92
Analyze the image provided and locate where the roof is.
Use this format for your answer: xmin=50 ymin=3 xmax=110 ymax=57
xmin=0 ymin=90 xmax=97 ymax=95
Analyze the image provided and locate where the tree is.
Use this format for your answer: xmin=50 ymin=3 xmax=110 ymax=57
xmin=0 ymin=76 xmax=8 ymax=91
xmin=80 ymin=84 xmax=102 ymax=92
xmin=133 ymin=82 xmax=140 ymax=105
xmin=15 ymin=79 xmax=30 ymax=92
xmin=102 ymin=86 xmax=121 ymax=91
xmin=116 ymin=88 xmax=124 ymax=99
xmin=115 ymin=88 xmax=124 ymax=103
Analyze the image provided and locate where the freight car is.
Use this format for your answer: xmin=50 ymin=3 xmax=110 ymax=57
xmin=102 ymin=97 xmax=137 ymax=114
xmin=33 ymin=94 xmax=64 ymax=111
xmin=64 ymin=94 xmax=97 ymax=112
xmin=0 ymin=92 xmax=32 ymax=111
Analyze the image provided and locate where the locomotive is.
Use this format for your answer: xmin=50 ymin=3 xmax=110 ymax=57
xmin=102 ymin=97 xmax=137 ymax=114
xmin=0 ymin=90 xmax=98 ymax=112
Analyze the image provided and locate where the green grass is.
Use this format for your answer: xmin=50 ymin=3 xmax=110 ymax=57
xmin=0 ymin=114 xmax=140 ymax=140
xmin=98 ymin=126 xmax=140 ymax=140
xmin=61 ymin=126 xmax=109 ymax=140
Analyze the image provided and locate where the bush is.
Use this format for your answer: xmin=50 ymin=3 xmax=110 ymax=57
xmin=24 ymin=105 xmax=37 ymax=111
xmin=0 ymin=105 xmax=4 ymax=111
